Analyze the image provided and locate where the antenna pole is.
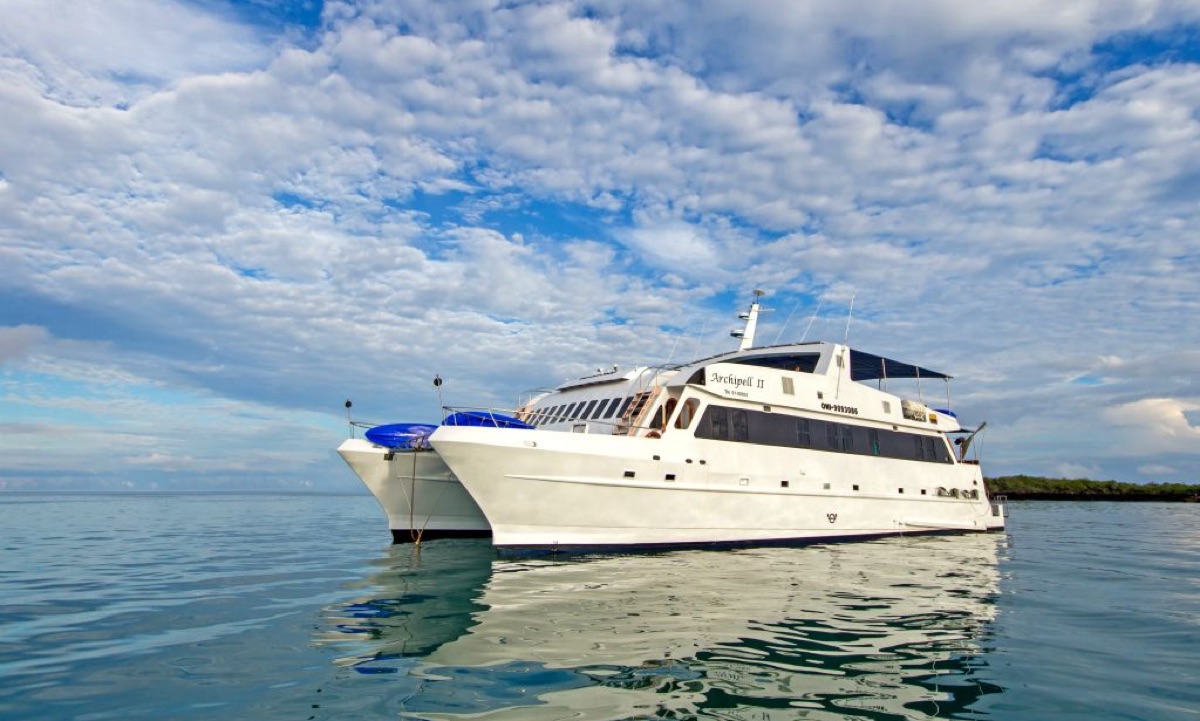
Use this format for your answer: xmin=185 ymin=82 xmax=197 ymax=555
xmin=843 ymin=293 xmax=856 ymax=345
xmin=690 ymin=321 xmax=708 ymax=360
xmin=665 ymin=324 xmax=685 ymax=365
xmin=800 ymin=301 xmax=822 ymax=342
xmin=773 ymin=297 xmax=802 ymax=344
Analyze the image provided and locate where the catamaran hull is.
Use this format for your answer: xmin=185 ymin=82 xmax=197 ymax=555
xmin=337 ymin=438 xmax=490 ymax=542
xmin=431 ymin=426 xmax=1004 ymax=550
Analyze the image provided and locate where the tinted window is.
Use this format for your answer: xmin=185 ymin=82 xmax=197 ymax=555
xmin=614 ymin=396 xmax=634 ymax=420
xmin=602 ymin=398 xmax=621 ymax=419
xmin=694 ymin=404 xmax=952 ymax=465
xmin=711 ymin=407 xmax=729 ymax=439
xmin=591 ymin=398 xmax=612 ymax=419
xmin=796 ymin=418 xmax=811 ymax=446
xmin=732 ymin=410 xmax=749 ymax=441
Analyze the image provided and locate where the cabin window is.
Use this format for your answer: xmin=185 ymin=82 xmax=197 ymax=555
xmin=782 ymin=377 xmax=795 ymax=395
xmin=732 ymin=410 xmax=749 ymax=442
xmin=581 ymin=400 xmax=600 ymax=419
xmin=562 ymin=402 xmax=579 ymax=420
xmin=605 ymin=398 xmax=620 ymax=418
xmin=602 ymin=398 xmax=621 ymax=419
xmin=588 ymin=399 xmax=608 ymax=419
xmin=795 ymin=418 xmax=811 ymax=447
xmin=692 ymin=403 xmax=953 ymax=465
xmin=882 ymin=400 xmax=891 ymax=414
xmin=614 ymin=396 xmax=634 ymax=420
xmin=711 ymin=407 xmax=729 ymax=439
xmin=674 ymin=398 xmax=701 ymax=429
xmin=654 ymin=398 xmax=677 ymax=431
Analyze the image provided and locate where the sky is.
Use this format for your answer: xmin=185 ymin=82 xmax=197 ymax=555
xmin=1 ymin=0 xmax=1198 ymax=491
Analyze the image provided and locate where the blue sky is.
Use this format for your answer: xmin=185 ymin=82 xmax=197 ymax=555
xmin=2 ymin=0 xmax=1198 ymax=490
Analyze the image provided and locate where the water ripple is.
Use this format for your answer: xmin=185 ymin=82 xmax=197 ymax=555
xmin=4 ymin=496 xmax=1199 ymax=720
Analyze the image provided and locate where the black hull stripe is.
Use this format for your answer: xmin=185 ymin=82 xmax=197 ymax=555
xmin=390 ymin=528 xmax=493 ymax=544
xmin=493 ymin=527 xmax=1002 ymax=556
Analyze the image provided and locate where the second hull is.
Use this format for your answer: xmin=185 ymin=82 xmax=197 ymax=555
xmin=337 ymin=438 xmax=491 ymax=542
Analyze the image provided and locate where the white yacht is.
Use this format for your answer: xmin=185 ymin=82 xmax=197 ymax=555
xmin=431 ymin=292 xmax=1006 ymax=550
xmin=337 ymin=422 xmax=491 ymax=543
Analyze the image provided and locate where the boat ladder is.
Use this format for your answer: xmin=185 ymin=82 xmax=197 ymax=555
xmin=615 ymin=386 xmax=661 ymax=435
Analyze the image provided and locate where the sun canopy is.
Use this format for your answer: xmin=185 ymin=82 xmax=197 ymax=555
xmin=849 ymin=349 xmax=951 ymax=381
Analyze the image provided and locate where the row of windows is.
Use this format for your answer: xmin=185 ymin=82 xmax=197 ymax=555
xmin=528 ymin=395 xmax=634 ymax=426
xmin=694 ymin=404 xmax=954 ymax=464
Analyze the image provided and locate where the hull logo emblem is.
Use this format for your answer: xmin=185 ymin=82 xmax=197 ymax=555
xmin=826 ymin=513 xmax=837 ymax=524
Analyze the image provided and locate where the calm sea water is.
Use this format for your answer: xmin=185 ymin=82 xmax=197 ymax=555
xmin=1 ymin=495 xmax=1197 ymax=721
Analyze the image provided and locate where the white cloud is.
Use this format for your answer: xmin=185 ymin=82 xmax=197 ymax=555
xmin=1103 ymin=398 xmax=1200 ymax=454
xmin=1054 ymin=462 xmax=1106 ymax=480
xmin=0 ymin=325 xmax=48 ymax=362
xmin=618 ymin=223 xmax=722 ymax=276
xmin=0 ymin=0 xmax=272 ymax=106
xmin=1138 ymin=463 xmax=1178 ymax=476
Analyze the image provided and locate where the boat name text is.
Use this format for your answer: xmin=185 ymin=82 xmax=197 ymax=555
xmin=709 ymin=372 xmax=765 ymax=390
xmin=821 ymin=402 xmax=859 ymax=415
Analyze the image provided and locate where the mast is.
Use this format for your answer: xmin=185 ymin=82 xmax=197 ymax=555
xmin=729 ymin=289 xmax=766 ymax=351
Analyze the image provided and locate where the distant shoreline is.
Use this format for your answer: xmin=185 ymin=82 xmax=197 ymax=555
xmin=986 ymin=475 xmax=1200 ymax=502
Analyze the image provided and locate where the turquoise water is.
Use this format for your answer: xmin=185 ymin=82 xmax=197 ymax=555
xmin=1 ymin=495 xmax=1197 ymax=720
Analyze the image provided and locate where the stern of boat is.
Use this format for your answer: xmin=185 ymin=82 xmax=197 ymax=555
xmin=985 ymin=494 xmax=1007 ymax=530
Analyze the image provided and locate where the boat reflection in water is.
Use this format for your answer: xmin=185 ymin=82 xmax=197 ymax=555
xmin=318 ymin=534 xmax=1005 ymax=720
